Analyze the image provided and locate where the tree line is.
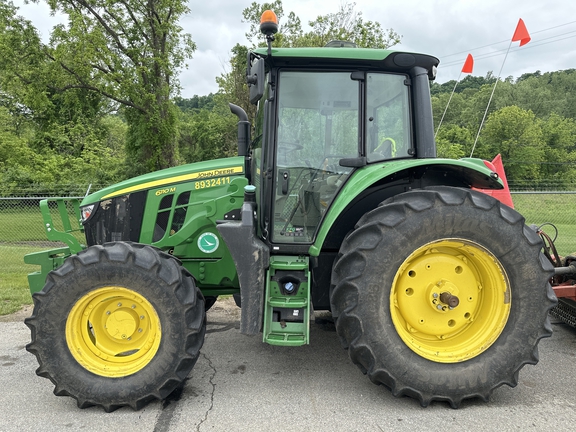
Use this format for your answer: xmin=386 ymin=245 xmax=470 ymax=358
xmin=431 ymin=71 xmax=576 ymax=188
xmin=1 ymin=0 xmax=575 ymax=196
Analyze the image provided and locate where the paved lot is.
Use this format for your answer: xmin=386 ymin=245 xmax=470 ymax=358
xmin=1 ymin=298 xmax=575 ymax=432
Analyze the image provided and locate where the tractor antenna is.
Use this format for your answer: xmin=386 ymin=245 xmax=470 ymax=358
xmin=259 ymin=10 xmax=278 ymax=57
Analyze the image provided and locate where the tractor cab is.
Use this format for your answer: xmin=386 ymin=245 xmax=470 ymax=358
xmin=254 ymin=68 xmax=412 ymax=245
xmin=247 ymin=46 xmax=439 ymax=252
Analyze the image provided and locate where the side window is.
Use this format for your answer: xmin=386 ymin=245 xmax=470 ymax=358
xmin=366 ymin=74 xmax=412 ymax=162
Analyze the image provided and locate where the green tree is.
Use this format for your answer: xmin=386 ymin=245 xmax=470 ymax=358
xmin=539 ymin=113 xmax=576 ymax=186
xmin=435 ymin=124 xmax=468 ymax=159
xmin=0 ymin=1 xmax=56 ymax=131
xmin=215 ymin=43 xmax=257 ymax=125
xmin=0 ymin=2 xmax=112 ymax=193
xmin=35 ymin=0 xmax=195 ymax=175
xmin=175 ymin=94 xmax=217 ymax=112
xmin=479 ymin=106 xmax=545 ymax=183
xmin=178 ymin=107 xmax=237 ymax=164
xmin=431 ymin=73 xmax=497 ymax=96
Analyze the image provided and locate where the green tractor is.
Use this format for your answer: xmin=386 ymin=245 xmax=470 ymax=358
xmin=25 ymin=11 xmax=557 ymax=411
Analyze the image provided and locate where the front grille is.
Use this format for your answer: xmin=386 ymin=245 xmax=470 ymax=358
xmin=84 ymin=191 xmax=147 ymax=246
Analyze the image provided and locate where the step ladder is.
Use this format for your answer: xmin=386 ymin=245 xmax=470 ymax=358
xmin=263 ymin=256 xmax=310 ymax=346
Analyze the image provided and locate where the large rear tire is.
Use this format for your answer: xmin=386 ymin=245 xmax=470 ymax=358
xmin=331 ymin=187 xmax=556 ymax=407
xmin=25 ymin=242 xmax=206 ymax=412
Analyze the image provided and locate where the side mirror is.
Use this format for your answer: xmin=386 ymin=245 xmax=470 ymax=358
xmin=247 ymin=57 xmax=265 ymax=105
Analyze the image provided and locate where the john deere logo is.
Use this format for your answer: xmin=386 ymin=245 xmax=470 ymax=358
xmin=198 ymin=232 xmax=219 ymax=253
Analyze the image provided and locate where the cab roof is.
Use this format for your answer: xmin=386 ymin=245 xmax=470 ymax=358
xmin=253 ymin=47 xmax=439 ymax=78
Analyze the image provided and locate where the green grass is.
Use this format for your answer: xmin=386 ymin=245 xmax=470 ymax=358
xmin=0 ymin=244 xmax=46 ymax=315
xmin=512 ymin=193 xmax=576 ymax=256
xmin=0 ymin=208 xmax=47 ymax=241
xmin=0 ymin=203 xmax=79 ymax=316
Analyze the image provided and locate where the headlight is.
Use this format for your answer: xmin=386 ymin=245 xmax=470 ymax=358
xmin=80 ymin=204 xmax=95 ymax=223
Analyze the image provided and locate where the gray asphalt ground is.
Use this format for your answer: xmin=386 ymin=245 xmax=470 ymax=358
xmin=1 ymin=298 xmax=575 ymax=432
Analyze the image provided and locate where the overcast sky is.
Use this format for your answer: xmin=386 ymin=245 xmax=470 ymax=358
xmin=13 ymin=0 xmax=576 ymax=98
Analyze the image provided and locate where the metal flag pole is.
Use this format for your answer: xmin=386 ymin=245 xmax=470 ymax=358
xmin=470 ymin=19 xmax=531 ymax=157
xmin=469 ymin=40 xmax=512 ymax=157
xmin=434 ymin=72 xmax=462 ymax=138
xmin=435 ymin=54 xmax=473 ymax=139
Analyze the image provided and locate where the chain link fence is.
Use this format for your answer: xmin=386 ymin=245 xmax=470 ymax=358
xmin=0 ymin=196 xmax=89 ymax=311
xmin=2 ymin=189 xmax=576 ymax=299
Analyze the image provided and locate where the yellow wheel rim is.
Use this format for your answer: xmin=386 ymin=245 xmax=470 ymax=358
xmin=66 ymin=286 xmax=161 ymax=377
xmin=390 ymin=239 xmax=511 ymax=363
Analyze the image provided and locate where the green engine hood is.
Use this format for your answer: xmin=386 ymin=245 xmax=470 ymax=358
xmin=82 ymin=156 xmax=245 ymax=205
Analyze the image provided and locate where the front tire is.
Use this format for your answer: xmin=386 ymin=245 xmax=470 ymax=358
xmin=25 ymin=242 xmax=206 ymax=412
xmin=331 ymin=187 xmax=556 ymax=407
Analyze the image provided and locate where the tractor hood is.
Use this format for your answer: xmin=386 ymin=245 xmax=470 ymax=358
xmin=81 ymin=156 xmax=245 ymax=205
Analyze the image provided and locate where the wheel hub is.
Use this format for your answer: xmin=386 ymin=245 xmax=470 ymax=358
xmin=66 ymin=286 xmax=161 ymax=377
xmin=429 ymin=280 xmax=461 ymax=312
xmin=390 ymin=239 xmax=511 ymax=363
xmin=105 ymin=309 xmax=139 ymax=340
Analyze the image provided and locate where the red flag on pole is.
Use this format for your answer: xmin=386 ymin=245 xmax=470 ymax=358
xmin=461 ymin=54 xmax=474 ymax=74
xmin=512 ymin=18 xmax=531 ymax=46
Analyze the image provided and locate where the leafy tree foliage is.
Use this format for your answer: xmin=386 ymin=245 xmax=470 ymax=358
xmin=3 ymin=0 xmax=576 ymax=194
xmin=478 ymin=106 xmax=545 ymax=181
xmin=43 ymin=0 xmax=195 ymax=175
xmin=1 ymin=0 xmax=195 ymax=179
xmin=0 ymin=1 xmax=128 ymax=194
xmin=433 ymin=68 xmax=576 ymax=188
xmin=431 ymin=73 xmax=497 ymax=96
xmin=174 ymin=94 xmax=216 ymax=112
xmin=178 ymin=106 xmax=237 ymax=164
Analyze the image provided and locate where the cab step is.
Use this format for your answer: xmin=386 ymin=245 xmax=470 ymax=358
xmin=263 ymin=256 xmax=310 ymax=346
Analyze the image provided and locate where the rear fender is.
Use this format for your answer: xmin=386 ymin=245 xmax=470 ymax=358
xmin=309 ymin=157 xmax=503 ymax=256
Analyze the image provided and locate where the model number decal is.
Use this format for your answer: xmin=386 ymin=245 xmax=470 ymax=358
xmin=194 ymin=177 xmax=231 ymax=190
xmin=155 ymin=187 xmax=176 ymax=196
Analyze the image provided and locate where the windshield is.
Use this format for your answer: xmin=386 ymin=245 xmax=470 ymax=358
xmin=271 ymin=70 xmax=411 ymax=243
